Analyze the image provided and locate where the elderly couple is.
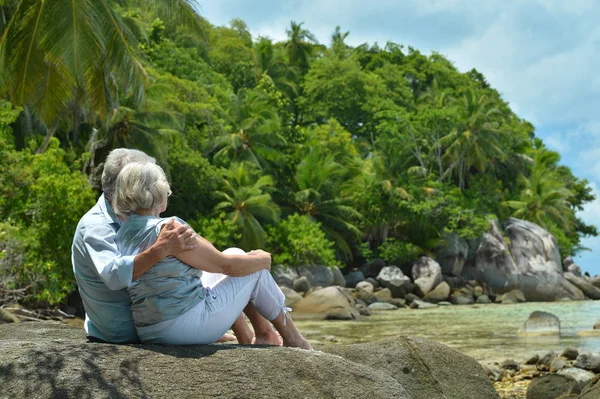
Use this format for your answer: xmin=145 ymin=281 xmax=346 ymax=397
xmin=71 ymin=149 xmax=311 ymax=349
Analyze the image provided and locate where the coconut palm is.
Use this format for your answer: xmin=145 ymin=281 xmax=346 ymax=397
xmin=254 ymin=37 xmax=298 ymax=99
xmin=214 ymin=163 xmax=280 ymax=250
xmin=0 ymin=0 xmax=201 ymax=151
xmin=440 ymin=88 xmax=505 ymax=190
xmin=504 ymin=149 xmax=575 ymax=232
xmin=284 ymin=21 xmax=317 ymax=72
xmin=213 ymin=89 xmax=286 ymax=169
xmin=293 ymin=148 xmax=362 ymax=258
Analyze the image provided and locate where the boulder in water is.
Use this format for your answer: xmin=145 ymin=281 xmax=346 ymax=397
xmin=411 ymin=257 xmax=443 ymax=297
xmin=562 ymin=347 xmax=579 ymax=360
xmin=518 ymin=311 xmax=560 ymax=336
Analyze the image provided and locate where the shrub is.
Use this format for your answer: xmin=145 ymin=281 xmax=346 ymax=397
xmin=267 ymin=214 xmax=336 ymax=267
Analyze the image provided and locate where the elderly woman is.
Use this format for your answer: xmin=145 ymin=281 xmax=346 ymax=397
xmin=112 ymin=161 xmax=311 ymax=349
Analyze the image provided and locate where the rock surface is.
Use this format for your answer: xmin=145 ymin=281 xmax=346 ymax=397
xmin=272 ymin=265 xmax=299 ymax=288
xmin=323 ymin=336 xmax=499 ymax=399
xmin=525 ymin=374 xmax=578 ymax=399
xmin=361 ymin=258 xmax=386 ymax=278
xmin=575 ymin=353 xmax=600 ymax=373
xmin=412 ymin=257 xmax=443 ymax=297
xmin=279 ymin=286 xmax=303 ymax=307
xmin=436 ymin=233 xmax=469 ymax=276
xmin=518 ymin=311 xmax=561 ymax=336
xmin=558 ymin=368 xmax=596 ymax=393
xmin=292 ymin=276 xmax=311 ymax=293
xmin=368 ymin=302 xmax=398 ymax=311
xmin=423 ymin=281 xmax=451 ymax=303
xmin=331 ymin=266 xmax=346 ymax=287
xmin=564 ymin=272 xmax=600 ymax=300
xmin=0 ymin=323 xmax=499 ymax=399
xmin=465 ymin=218 xmax=585 ymax=302
xmin=377 ymin=266 xmax=414 ymax=298
xmin=292 ymin=286 xmax=360 ymax=320
xmin=297 ymin=265 xmax=335 ymax=287
xmin=344 ymin=269 xmax=365 ymax=288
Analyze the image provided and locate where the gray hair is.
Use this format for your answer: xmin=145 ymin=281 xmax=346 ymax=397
xmin=112 ymin=162 xmax=171 ymax=216
xmin=102 ymin=149 xmax=155 ymax=200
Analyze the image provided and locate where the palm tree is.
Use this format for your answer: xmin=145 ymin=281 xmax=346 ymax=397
xmin=254 ymin=37 xmax=298 ymax=99
xmin=0 ymin=0 xmax=201 ymax=151
xmin=213 ymin=89 xmax=286 ymax=169
xmin=284 ymin=21 xmax=317 ymax=72
xmin=440 ymin=88 xmax=505 ymax=190
xmin=293 ymin=148 xmax=362 ymax=258
xmin=504 ymin=149 xmax=575 ymax=232
xmin=214 ymin=163 xmax=280 ymax=250
xmin=331 ymin=26 xmax=349 ymax=56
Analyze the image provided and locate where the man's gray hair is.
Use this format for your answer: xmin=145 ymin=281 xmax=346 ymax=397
xmin=112 ymin=162 xmax=171 ymax=216
xmin=102 ymin=149 xmax=155 ymax=200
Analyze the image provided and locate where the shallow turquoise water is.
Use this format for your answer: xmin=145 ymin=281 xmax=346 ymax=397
xmin=294 ymin=301 xmax=600 ymax=363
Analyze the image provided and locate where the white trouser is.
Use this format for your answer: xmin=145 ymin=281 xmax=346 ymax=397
xmin=137 ymin=248 xmax=285 ymax=345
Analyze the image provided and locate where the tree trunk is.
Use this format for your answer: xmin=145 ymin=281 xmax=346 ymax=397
xmin=37 ymin=126 xmax=57 ymax=153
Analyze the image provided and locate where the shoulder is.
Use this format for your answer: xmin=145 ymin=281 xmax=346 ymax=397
xmin=154 ymin=216 xmax=193 ymax=235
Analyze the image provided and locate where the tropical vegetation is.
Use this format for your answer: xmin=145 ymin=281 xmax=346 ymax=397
xmin=0 ymin=1 xmax=595 ymax=305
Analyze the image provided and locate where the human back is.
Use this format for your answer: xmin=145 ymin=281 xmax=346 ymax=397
xmin=117 ymin=213 xmax=205 ymax=328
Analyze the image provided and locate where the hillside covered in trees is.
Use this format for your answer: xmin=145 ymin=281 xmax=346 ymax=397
xmin=0 ymin=1 xmax=596 ymax=305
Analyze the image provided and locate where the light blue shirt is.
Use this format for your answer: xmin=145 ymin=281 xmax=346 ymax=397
xmin=71 ymin=194 xmax=138 ymax=343
xmin=117 ymin=215 xmax=205 ymax=328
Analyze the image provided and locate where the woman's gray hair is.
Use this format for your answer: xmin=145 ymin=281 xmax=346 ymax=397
xmin=102 ymin=149 xmax=155 ymax=200
xmin=112 ymin=162 xmax=171 ymax=216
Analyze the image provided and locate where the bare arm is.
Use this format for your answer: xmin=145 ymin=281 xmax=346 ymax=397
xmin=132 ymin=219 xmax=197 ymax=281
xmin=175 ymin=235 xmax=271 ymax=276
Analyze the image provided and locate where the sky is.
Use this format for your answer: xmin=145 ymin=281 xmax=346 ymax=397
xmin=198 ymin=0 xmax=600 ymax=274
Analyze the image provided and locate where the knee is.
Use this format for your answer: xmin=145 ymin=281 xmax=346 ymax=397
xmin=222 ymin=247 xmax=246 ymax=256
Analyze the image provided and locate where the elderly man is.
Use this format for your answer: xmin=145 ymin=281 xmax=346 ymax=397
xmin=72 ymin=149 xmax=198 ymax=343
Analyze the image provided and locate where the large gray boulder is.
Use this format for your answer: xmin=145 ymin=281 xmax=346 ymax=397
xmin=279 ymin=286 xmax=303 ymax=307
xmin=564 ymin=272 xmax=600 ymax=300
xmin=466 ymin=218 xmax=584 ymax=301
xmin=0 ymin=323 xmax=499 ymax=399
xmin=297 ymin=265 xmax=334 ymax=287
xmin=272 ymin=265 xmax=299 ymax=288
xmin=362 ymin=258 xmax=386 ymax=278
xmin=518 ymin=311 xmax=560 ymax=336
xmin=323 ymin=336 xmax=499 ymax=399
xmin=377 ymin=266 xmax=414 ymax=298
xmin=331 ymin=266 xmax=346 ymax=287
xmin=292 ymin=286 xmax=360 ymax=320
xmin=0 ymin=322 xmax=410 ymax=399
xmin=436 ymin=233 xmax=469 ymax=276
xmin=505 ymin=218 xmax=584 ymax=301
xmin=526 ymin=374 xmax=578 ymax=399
xmin=558 ymin=368 xmax=596 ymax=393
xmin=423 ymin=282 xmax=451 ymax=303
xmin=468 ymin=219 xmax=520 ymax=294
xmin=344 ymin=269 xmax=365 ymax=288
xmin=412 ymin=257 xmax=443 ymax=297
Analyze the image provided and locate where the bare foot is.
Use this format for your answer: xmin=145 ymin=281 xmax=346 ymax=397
xmin=215 ymin=333 xmax=237 ymax=343
xmin=282 ymin=336 xmax=313 ymax=350
xmin=252 ymin=329 xmax=282 ymax=346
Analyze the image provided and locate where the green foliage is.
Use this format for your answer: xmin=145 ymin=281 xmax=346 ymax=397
xmin=267 ymin=214 xmax=336 ymax=267
xmin=378 ymin=238 xmax=422 ymax=265
xmin=189 ymin=213 xmax=241 ymax=251
xmin=0 ymin=137 xmax=95 ymax=305
xmin=0 ymin=5 xmax=596 ymax=306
